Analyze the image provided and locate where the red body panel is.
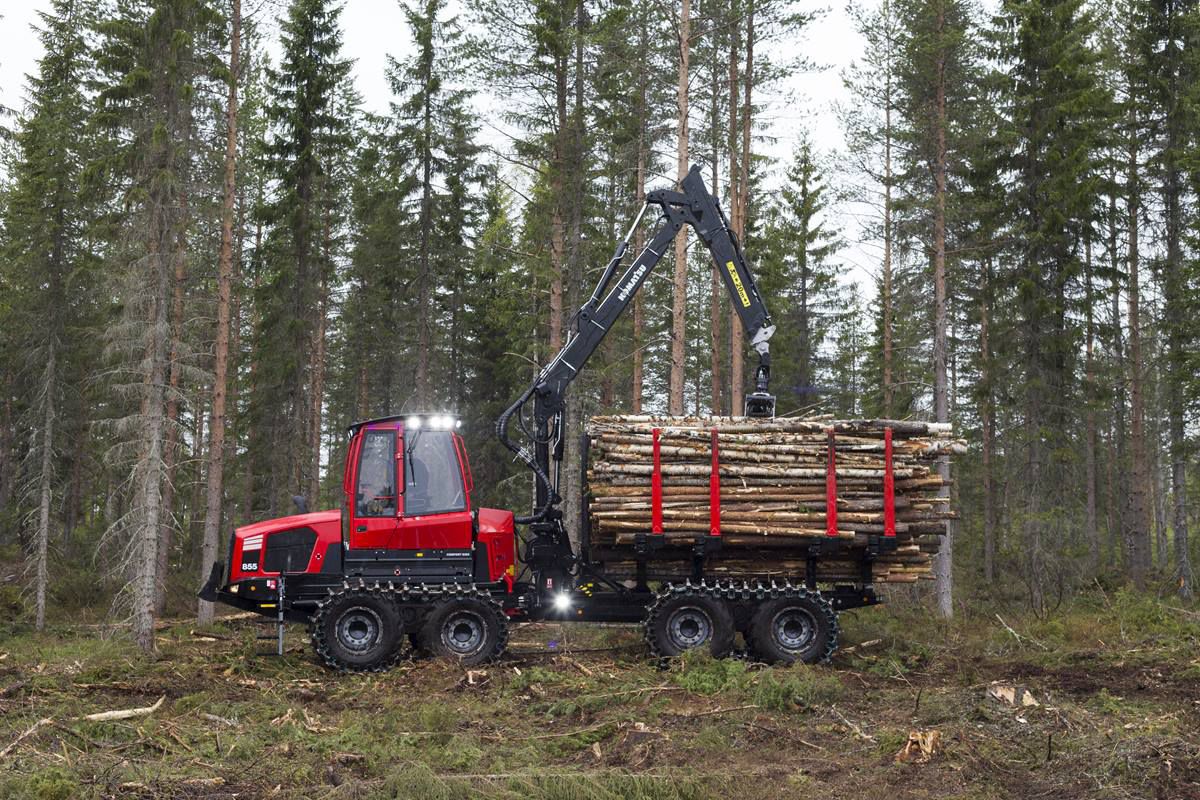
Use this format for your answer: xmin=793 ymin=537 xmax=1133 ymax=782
xmin=230 ymin=510 xmax=341 ymax=582
xmin=476 ymin=507 xmax=516 ymax=583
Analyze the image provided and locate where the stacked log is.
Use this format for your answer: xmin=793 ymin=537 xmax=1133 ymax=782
xmin=585 ymin=415 xmax=963 ymax=584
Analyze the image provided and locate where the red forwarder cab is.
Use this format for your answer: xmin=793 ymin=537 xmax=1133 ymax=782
xmin=219 ymin=416 xmax=515 ymax=616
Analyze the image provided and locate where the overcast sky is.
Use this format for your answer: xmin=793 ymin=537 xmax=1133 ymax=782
xmin=0 ymin=1 xmax=871 ymax=286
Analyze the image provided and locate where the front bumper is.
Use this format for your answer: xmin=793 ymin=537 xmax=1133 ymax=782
xmin=197 ymin=561 xmax=261 ymax=614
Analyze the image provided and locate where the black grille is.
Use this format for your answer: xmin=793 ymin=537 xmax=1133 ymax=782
xmin=263 ymin=529 xmax=318 ymax=573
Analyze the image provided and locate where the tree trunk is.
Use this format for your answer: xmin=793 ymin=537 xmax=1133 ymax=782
xmin=158 ymin=226 xmax=188 ymax=615
xmin=199 ymin=0 xmax=239 ymax=625
xmin=931 ymin=18 xmax=951 ymax=618
xmin=631 ymin=45 xmax=647 ymax=413
xmin=668 ymin=0 xmax=691 ymax=415
xmin=1162 ymin=72 xmax=1192 ymax=599
xmin=881 ymin=60 xmax=894 ymax=416
xmin=1106 ymin=169 xmax=1127 ymax=567
xmin=415 ymin=70 xmax=436 ymax=406
xmin=34 ymin=344 xmax=56 ymax=632
xmin=731 ymin=0 xmax=754 ymax=415
xmin=309 ymin=233 xmax=329 ymax=504
xmin=1084 ymin=239 xmax=1099 ymax=573
xmin=980 ymin=257 xmax=995 ymax=584
xmin=709 ymin=61 xmax=723 ymax=415
xmin=1126 ymin=114 xmax=1151 ymax=588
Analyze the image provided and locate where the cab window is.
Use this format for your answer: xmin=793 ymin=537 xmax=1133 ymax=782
xmin=404 ymin=430 xmax=466 ymax=515
xmin=355 ymin=430 xmax=397 ymax=517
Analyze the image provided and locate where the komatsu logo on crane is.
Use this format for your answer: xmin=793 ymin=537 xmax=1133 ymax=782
xmin=727 ymin=261 xmax=752 ymax=307
xmin=617 ymin=263 xmax=649 ymax=302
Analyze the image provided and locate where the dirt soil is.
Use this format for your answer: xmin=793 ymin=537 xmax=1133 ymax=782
xmin=0 ymin=594 xmax=1197 ymax=799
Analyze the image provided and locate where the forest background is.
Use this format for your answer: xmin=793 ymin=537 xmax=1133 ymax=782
xmin=0 ymin=0 xmax=1196 ymax=650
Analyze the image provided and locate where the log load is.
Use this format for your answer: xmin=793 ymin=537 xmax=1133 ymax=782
xmin=585 ymin=415 xmax=963 ymax=584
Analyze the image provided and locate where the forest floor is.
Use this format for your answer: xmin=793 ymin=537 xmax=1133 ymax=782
xmin=0 ymin=589 xmax=1198 ymax=800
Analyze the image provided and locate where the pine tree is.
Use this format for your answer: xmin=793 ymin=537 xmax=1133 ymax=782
xmin=198 ymin=0 xmax=242 ymax=625
xmin=896 ymin=0 xmax=979 ymax=616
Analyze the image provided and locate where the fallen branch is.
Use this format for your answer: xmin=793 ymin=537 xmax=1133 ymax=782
xmin=831 ymin=707 xmax=875 ymax=742
xmin=677 ymin=704 xmax=758 ymax=718
xmin=0 ymin=717 xmax=53 ymax=759
xmin=995 ymin=614 xmax=1049 ymax=650
xmin=83 ymin=695 xmax=166 ymax=722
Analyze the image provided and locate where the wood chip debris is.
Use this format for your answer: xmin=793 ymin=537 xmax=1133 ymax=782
xmin=896 ymin=729 xmax=941 ymax=764
xmin=987 ymin=682 xmax=1040 ymax=707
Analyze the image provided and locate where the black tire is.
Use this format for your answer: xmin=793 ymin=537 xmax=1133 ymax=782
xmin=746 ymin=590 xmax=838 ymax=665
xmin=311 ymin=590 xmax=404 ymax=672
xmin=419 ymin=595 xmax=508 ymax=666
xmin=644 ymin=590 xmax=736 ymax=658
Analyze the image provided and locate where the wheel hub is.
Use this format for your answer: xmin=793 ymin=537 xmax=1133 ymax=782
xmin=336 ymin=607 xmax=382 ymax=653
xmin=667 ymin=606 xmax=713 ymax=649
xmin=772 ymin=607 xmax=816 ymax=652
xmin=442 ymin=611 xmax=485 ymax=655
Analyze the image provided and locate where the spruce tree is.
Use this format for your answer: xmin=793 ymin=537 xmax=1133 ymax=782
xmin=247 ymin=0 xmax=352 ymax=516
xmin=757 ymin=137 xmax=844 ymax=413
xmin=0 ymin=0 xmax=99 ymax=630
xmin=991 ymin=0 xmax=1109 ymax=608
xmin=93 ymin=0 xmax=224 ymax=650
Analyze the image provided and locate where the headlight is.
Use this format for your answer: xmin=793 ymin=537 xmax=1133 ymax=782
xmin=553 ymin=592 xmax=572 ymax=612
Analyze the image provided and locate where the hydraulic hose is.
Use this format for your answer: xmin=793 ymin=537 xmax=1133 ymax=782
xmin=495 ymin=382 xmax=559 ymax=524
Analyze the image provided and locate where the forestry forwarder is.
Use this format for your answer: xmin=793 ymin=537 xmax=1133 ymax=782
xmin=200 ymin=165 xmax=889 ymax=671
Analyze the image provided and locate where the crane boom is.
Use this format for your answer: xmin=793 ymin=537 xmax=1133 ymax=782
xmin=497 ymin=164 xmax=776 ymax=530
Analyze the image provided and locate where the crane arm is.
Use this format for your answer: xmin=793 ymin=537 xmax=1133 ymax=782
xmin=497 ymin=164 xmax=776 ymax=525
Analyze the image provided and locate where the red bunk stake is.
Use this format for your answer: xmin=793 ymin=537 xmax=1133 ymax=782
xmin=826 ymin=427 xmax=839 ymax=537
xmin=709 ymin=428 xmax=721 ymax=536
xmin=883 ymin=427 xmax=897 ymax=537
xmin=651 ymin=428 xmax=664 ymax=535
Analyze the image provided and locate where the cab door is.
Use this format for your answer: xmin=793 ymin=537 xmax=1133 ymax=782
xmin=346 ymin=424 xmax=402 ymax=550
xmin=396 ymin=429 xmax=473 ymax=551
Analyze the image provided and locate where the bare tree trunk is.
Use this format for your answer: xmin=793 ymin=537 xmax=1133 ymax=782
xmin=668 ymin=0 xmax=691 ymax=416
xmin=135 ymin=219 xmax=173 ymax=653
xmin=727 ymin=7 xmax=741 ymax=411
xmin=34 ymin=344 xmax=56 ymax=632
xmin=1107 ymin=173 xmax=1127 ymax=567
xmin=158 ymin=230 xmax=187 ymax=615
xmin=731 ymin=0 xmax=755 ymax=415
xmin=199 ymin=0 xmax=239 ymax=625
xmin=415 ymin=81 xmax=435 ymax=406
xmin=562 ymin=0 xmax=587 ymax=554
xmin=1084 ymin=240 xmax=1099 ymax=574
xmin=709 ymin=63 xmax=723 ymax=415
xmin=980 ymin=258 xmax=995 ymax=584
xmin=549 ymin=41 xmax=569 ymax=355
xmin=631 ymin=53 xmax=647 ymax=413
xmin=0 ymin=398 xmax=14 ymax=517
xmin=1126 ymin=118 xmax=1151 ymax=589
xmin=309 ymin=236 xmax=328 ymax=504
xmin=881 ymin=74 xmax=894 ymax=416
xmin=931 ymin=21 xmax=951 ymax=618
xmin=1162 ymin=87 xmax=1192 ymax=599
